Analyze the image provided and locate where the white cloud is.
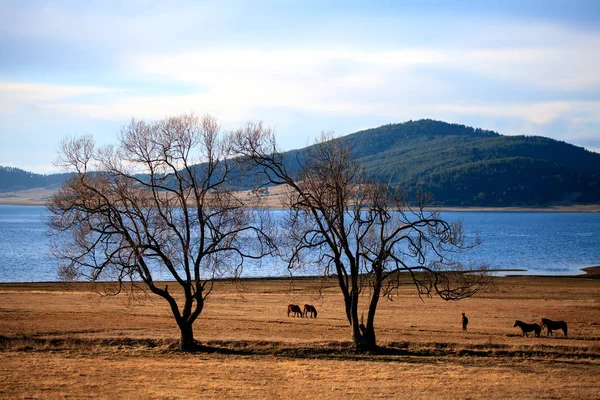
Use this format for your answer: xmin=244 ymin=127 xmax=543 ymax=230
xmin=35 ymin=42 xmax=600 ymax=127
xmin=3 ymin=13 xmax=600 ymax=154
xmin=430 ymin=101 xmax=600 ymax=126
xmin=0 ymin=82 xmax=115 ymax=113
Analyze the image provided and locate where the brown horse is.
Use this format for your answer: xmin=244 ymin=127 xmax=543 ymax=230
xmin=287 ymin=304 xmax=303 ymax=317
xmin=303 ymin=304 xmax=318 ymax=318
xmin=541 ymin=318 xmax=568 ymax=336
xmin=513 ymin=320 xmax=541 ymax=337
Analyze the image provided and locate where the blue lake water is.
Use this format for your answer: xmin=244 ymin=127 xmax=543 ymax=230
xmin=0 ymin=205 xmax=599 ymax=282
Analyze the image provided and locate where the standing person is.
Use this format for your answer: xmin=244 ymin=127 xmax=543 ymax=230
xmin=461 ymin=312 xmax=469 ymax=332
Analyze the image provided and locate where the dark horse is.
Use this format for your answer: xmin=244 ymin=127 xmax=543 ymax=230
xmin=287 ymin=304 xmax=303 ymax=318
xmin=513 ymin=320 xmax=541 ymax=337
xmin=461 ymin=312 xmax=468 ymax=332
xmin=303 ymin=304 xmax=318 ymax=318
xmin=541 ymin=318 xmax=568 ymax=336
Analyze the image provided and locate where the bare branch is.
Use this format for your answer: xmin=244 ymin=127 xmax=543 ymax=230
xmin=48 ymin=114 xmax=276 ymax=351
xmin=233 ymin=127 xmax=489 ymax=351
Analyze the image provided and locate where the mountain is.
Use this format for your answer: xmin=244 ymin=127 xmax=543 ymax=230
xmin=0 ymin=166 xmax=71 ymax=192
xmin=333 ymin=120 xmax=600 ymax=206
xmin=2 ymin=120 xmax=599 ymax=206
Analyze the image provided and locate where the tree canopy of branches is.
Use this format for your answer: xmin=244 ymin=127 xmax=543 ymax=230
xmin=234 ymin=125 xmax=490 ymax=351
xmin=48 ymin=114 xmax=274 ymax=351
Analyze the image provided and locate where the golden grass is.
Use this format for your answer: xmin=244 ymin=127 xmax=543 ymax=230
xmin=1 ymin=275 xmax=600 ymax=399
xmin=0 ymin=188 xmax=57 ymax=205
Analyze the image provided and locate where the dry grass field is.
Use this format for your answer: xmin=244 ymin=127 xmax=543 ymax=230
xmin=3 ymin=185 xmax=600 ymax=213
xmin=1 ymin=271 xmax=600 ymax=399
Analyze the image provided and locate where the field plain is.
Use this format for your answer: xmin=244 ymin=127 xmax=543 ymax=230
xmin=3 ymin=185 xmax=600 ymax=213
xmin=1 ymin=271 xmax=600 ymax=399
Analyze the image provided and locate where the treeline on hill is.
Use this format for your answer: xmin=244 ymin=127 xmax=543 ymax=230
xmin=0 ymin=166 xmax=71 ymax=192
xmin=276 ymin=119 xmax=600 ymax=206
xmin=2 ymin=120 xmax=599 ymax=206
xmin=336 ymin=120 xmax=600 ymax=206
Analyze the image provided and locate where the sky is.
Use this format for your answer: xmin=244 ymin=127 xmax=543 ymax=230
xmin=1 ymin=0 xmax=599 ymax=173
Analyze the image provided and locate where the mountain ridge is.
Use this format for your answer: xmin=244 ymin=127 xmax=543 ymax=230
xmin=2 ymin=119 xmax=599 ymax=206
xmin=337 ymin=120 xmax=600 ymax=205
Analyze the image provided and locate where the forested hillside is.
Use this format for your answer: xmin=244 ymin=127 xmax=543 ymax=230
xmin=0 ymin=167 xmax=70 ymax=192
xmin=2 ymin=120 xmax=599 ymax=206
xmin=335 ymin=120 xmax=600 ymax=206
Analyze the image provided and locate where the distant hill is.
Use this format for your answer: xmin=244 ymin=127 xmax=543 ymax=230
xmin=335 ymin=120 xmax=600 ymax=206
xmin=2 ymin=120 xmax=599 ymax=206
xmin=0 ymin=166 xmax=71 ymax=192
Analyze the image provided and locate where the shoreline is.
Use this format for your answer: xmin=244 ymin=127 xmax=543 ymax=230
xmin=1 ymin=187 xmax=600 ymax=212
xmin=503 ymin=265 xmax=600 ymax=279
xmin=2 ymin=200 xmax=600 ymax=213
xmin=1 ymin=266 xmax=598 ymax=286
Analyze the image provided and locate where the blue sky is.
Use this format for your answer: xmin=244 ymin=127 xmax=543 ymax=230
xmin=1 ymin=0 xmax=599 ymax=173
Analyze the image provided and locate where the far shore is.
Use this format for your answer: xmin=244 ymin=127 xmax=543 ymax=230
xmin=1 ymin=187 xmax=599 ymax=212
xmin=1 ymin=265 xmax=598 ymax=287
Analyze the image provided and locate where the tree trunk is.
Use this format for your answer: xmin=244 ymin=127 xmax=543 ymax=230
xmin=347 ymin=298 xmax=378 ymax=352
xmin=355 ymin=326 xmax=377 ymax=352
xmin=350 ymin=273 xmax=382 ymax=353
xmin=178 ymin=321 xmax=198 ymax=351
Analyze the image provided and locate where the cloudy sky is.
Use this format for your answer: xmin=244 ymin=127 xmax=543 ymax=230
xmin=1 ymin=0 xmax=599 ymax=173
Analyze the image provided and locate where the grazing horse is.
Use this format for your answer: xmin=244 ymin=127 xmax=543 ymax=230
xmin=287 ymin=304 xmax=303 ymax=318
xmin=303 ymin=304 xmax=318 ymax=318
xmin=513 ymin=320 xmax=541 ymax=337
xmin=541 ymin=318 xmax=568 ymax=336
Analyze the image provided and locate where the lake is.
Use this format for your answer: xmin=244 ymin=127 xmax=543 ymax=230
xmin=0 ymin=205 xmax=599 ymax=282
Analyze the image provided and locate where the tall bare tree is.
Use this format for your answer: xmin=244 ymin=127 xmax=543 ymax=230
xmin=234 ymin=125 xmax=489 ymax=351
xmin=48 ymin=114 xmax=274 ymax=351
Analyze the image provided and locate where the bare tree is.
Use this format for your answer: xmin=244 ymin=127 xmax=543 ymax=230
xmin=48 ymin=114 xmax=274 ymax=351
xmin=234 ymin=125 xmax=489 ymax=351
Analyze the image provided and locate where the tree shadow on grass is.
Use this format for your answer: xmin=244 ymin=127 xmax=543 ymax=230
xmin=2 ymin=336 xmax=599 ymax=363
